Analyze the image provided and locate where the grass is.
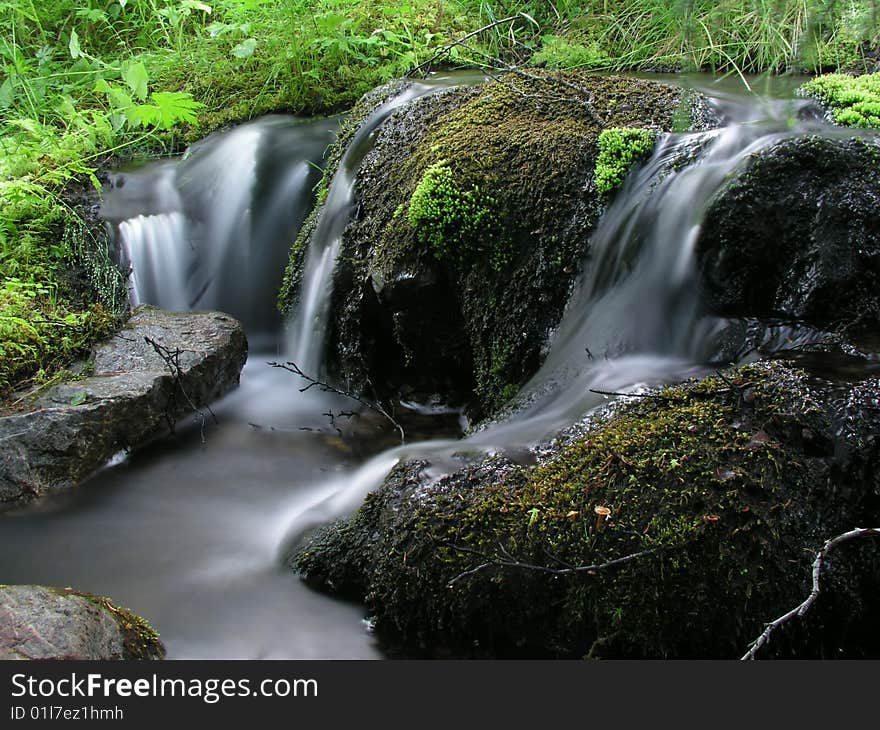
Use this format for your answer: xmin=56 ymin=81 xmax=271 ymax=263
xmin=1 ymin=0 xmax=878 ymax=394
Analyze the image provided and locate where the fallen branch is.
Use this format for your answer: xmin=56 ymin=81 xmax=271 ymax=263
xmin=269 ymin=360 xmax=405 ymax=444
xmin=405 ymin=15 xmax=605 ymax=127
xmin=741 ymin=527 xmax=880 ymax=660
xmin=145 ymin=336 xmax=217 ymax=443
xmin=406 ymin=15 xmax=528 ymax=79
xmin=446 ymin=541 xmax=659 ymax=587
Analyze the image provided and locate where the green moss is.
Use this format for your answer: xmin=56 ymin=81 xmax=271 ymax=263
xmin=301 ymin=362 xmax=876 ymax=657
xmin=407 ymin=160 xmax=507 ymax=271
xmin=800 ymin=72 xmax=880 ymax=128
xmin=595 ymin=127 xmax=657 ymax=195
xmin=474 ymin=339 xmax=519 ymax=411
xmin=531 ymin=35 xmax=611 ymax=70
xmin=49 ymin=587 xmax=165 ymax=660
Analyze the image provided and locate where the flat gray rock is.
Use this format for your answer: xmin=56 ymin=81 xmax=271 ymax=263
xmin=0 ymin=584 xmax=165 ymax=660
xmin=0 ymin=306 xmax=247 ymax=507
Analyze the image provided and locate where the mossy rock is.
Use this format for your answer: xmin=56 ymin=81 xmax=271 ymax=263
xmin=0 ymin=585 xmax=165 ymax=660
xmin=281 ymin=71 xmax=712 ymax=417
xmin=294 ymin=360 xmax=880 ymax=658
xmin=697 ymin=135 xmax=880 ymax=337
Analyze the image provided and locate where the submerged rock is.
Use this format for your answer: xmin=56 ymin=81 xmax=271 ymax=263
xmin=0 ymin=585 xmax=164 ymax=660
xmin=697 ymin=135 xmax=880 ymax=336
xmin=0 ymin=306 xmax=247 ymax=508
xmin=281 ymin=72 xmax=714 ymax=417
xmin=294 ymin=361 xmax=880 ymax=658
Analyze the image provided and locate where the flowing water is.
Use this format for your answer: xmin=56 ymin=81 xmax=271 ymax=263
xmin=0 ymin=74 xmax=846 ymax=658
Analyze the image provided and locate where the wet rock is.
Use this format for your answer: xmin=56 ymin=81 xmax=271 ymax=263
xmin=697 ymin=135 xmax=880 ymax=335
xmin=282 ymin=72 xmax=716 ymax=418
xmin=0 ymin=306 xmax=247 ymax=508
xmin=294 ymin=361 xmax=880 ymax=658
xmin=0 ymin=585 xmax=164 ymax=660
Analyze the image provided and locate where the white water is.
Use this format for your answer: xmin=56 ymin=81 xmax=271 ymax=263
xmin=102 ymin=115 xmax=338 ymax=340
xmin=285 ymin=78 xmax=486 ymax=372
xmin=0 ymin=76 xmax=842 ymax=658
xmin=264 ymin=89 xmax=836 ymax=546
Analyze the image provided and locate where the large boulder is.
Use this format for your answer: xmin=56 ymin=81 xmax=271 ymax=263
xmin=294 ymin=359 xmax=880 ymax=658
xmin=697 ymin=135 xmax=880 ymax=337
xmin=0 ymin=585 xmax=164 ymax=660
xmin=281 ymin=72 xmax=716 ymax=417
xmin=0 ymin=306 xmax=247 ymax=507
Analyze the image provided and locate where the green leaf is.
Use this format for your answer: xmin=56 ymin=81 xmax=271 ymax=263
xmin=68 ymin=29 xmax=81 ymax=60
xmin=149 ymin=91 xmax=204 ymax=129
xmin=0 ymin=78 xmax=15 ymax=110
xmin=123 ymin=61 xmax=149 ymax=101
xmin=107 ymin=87 xmax=133 ymax=111
xmin=181 ymin=0 xmax=212 ymax=12
xmin=231 ymin=38 xmax=257 ymax=59
xmin=125 ymin=104 xmax=160 ymax=128
xmin=69 ymin=389 xmax=87 ymax=406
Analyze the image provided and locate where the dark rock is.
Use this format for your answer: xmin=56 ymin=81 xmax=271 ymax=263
xmin=293 ymin=361 xmax=880 ymax=658
xmin=697 ymin=135 xmax=880 ymax=335
xmin=0 ymin=585 xmax=164 ymax=660
xmin=282 ymin=72 xmax=716 ymax=418
xmin=0 ymin=306 xmax=247 ymax=507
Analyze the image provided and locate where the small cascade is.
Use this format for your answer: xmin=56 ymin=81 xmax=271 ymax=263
xmin=10 ymin=75 xmax=855 ymax=659
xmin=285 ymin=76 xmax=485 ymax=373
xmin=101 ymin=116 xmax=338 ymax=341
xmin=268 ymin=89 xmax=834 ymax=547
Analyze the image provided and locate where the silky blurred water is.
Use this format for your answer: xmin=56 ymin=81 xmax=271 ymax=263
xmin=0 ymin=73 xmax=845 ymax=659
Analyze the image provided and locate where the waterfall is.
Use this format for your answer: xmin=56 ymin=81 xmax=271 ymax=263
xmin=100 ymin=76 xmax=833 ymax=557
xmin=101 ymin=116 xmax=338 ymax=341
xmin=269 ymin=89 xmax=832 ymax=550
xmin=285 ymin=77 xmax=485 ymax=373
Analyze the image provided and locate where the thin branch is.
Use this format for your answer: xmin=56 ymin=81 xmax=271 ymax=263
xmin=446 ymin=544 xmax=658 ymax=587
xmin=405 ymin=17 xmax=605 ymax=127
xmin=741 ymin=527 xmax=880 ymax=660
xmin=269 ymin=360 xmax=405 ymax=444
xmin=406 ymin=15 xmax=523 ymax=78
xmin=145 ymin=336 xmax=217 ymax=443
xmin=589 ymin=388 xmax=669 ymax=399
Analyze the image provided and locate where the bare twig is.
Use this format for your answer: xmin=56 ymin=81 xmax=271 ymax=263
xmin=270 ymin=360 xmax=406 ymax=444
xmin=589 ymin=388 xmax=668 ymax=399
xmin=741 ymin=527 xmax=880 ymax=660
xmin=446 ymin=544 xmax=659 ymax=587
xmin=406 ymin=15 xmax=524 ymax=78
xmin=145 ymin=336 xmax=217 ymax=443
xmin=405 ymin=16 xmax=605 ymax=127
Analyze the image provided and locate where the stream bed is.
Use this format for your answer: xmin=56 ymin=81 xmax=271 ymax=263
xmin=0 ymin=72 xmax=853 ymax=659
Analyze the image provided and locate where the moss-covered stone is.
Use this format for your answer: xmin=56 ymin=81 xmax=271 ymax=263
xmin=697 ymin=135 xmax=880 ymax=337
xmin=407 ymin=160 xmax=508 ymax=270
xmin=282 ymin=71 xmax=708 ymax=417
xmin=0 ymin=585 xmax=165 ymax=660
xmin=294 ymin=361 xmax=880 ymax=658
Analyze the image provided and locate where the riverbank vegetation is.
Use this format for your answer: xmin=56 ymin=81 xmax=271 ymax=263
xmin=2 ymin=0 xmax=879 ymax=394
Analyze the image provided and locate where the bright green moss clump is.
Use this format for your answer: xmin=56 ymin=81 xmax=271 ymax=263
xmin=595 ymin=127 xmax=656 ymax=195
xmin=801 ymin=73 xmax=880 ymax=128
xmin=407 ymin=160 xmax=507 ymax=271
